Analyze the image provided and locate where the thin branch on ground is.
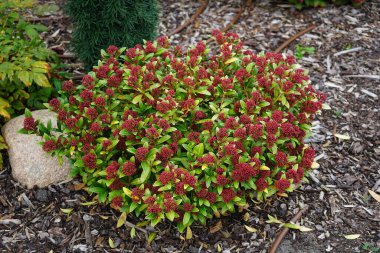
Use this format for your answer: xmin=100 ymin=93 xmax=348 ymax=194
xmin=206 ymin=0 xmax=253 ymax=44
xmin=268 ymin=206 xmax=309 ymax=253
xmin=274 ymin=25 xmax=316 ymax=53
xmin=124 ymin=220 xmax=148 ymax=234
xmin=25 ymin=16 xmax=68 ymax=22
xmin=221 ymin=0 xmax=253 ymax=33
xmin=58 ymin=54 xmax=77 ymax=60
xmin=169 ymin=0 xmax=209 ymax=36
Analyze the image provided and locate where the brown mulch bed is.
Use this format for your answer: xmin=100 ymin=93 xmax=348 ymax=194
xmin=1 ymin=1 xmax=379 ymax=252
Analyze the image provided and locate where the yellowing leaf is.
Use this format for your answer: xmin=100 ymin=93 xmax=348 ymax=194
xmin=117 ymin=212 xmax=127 ymax=228
xmin=130 ymin=227 xmax=136 ymax=238
xmin=108 ymin=237 xmax=115 ymax=248
xmin=0 ymin=98 xmax=11 ymax=119
xmin=224 ymin=57 xmax=238 ymax=64
xmin=217 ymin=243 xmax=222 ymax=252
xmin=210 ymin=221 xmax=223 ymax=233
xmin=186 ymin=227 xmax=193 ymax=239
xmin=344 ymin=234 xmax=361 ymax=240
xmin=311 ymin=161 xmax=320 ymax=169
xmin=32 ymin=61 xmax=49 ymax=73
xmin=260 ymin=165 xmax=271 ymax=171
xmin=17 ymin=71 xmax=31 ymax=86
xmin=334 ymin=133 xmax=351 ymax=140
xmin=368 ymin=190 xmax=380 ymax=203
xmin=322 ymin=103 xmax=331 ymax=110
xmin=60 ymin=208 xmax=73 ymax=215
xmin=132 ymin=94 xmax=142 ymax=104
xmin=123 ymin=187 xmax=132 ymax=197
xmin=213 ymin=210 xmax=220 ymax=218
xmin=244 ymin=225 xmax=257 ymax=233
xmin=267 ymin=214 xmax=282 ymax=224
xmin=243 ymin=212 xmax=250 ymax=222
xmin=282 ymin=223 xmax=313 ymax=232
xmin=33 ymin=73 xmax=50 ymax=87
xmin=80 ymin=201 xmax=97 ymax=206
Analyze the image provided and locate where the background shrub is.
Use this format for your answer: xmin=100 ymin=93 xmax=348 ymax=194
xmin=64 ymin=0 xmax=159 ymax=70
xmin=287 ymin=0 xmax=365 ymax=8
xmin=23 ymin=31 xmax=325 ymax=232
xmin=0 ymin=0 xmax=64 ymax=120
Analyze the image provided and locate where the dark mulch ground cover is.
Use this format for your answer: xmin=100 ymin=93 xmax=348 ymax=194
xmin=1 ymin=1 xmax=379 ymax=252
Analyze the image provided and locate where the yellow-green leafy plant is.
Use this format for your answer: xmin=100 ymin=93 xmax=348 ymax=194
xmin=0 ymin=135 xmax=7 ymax=170
xmin=0 ymin=0 xmax=63 ymax=119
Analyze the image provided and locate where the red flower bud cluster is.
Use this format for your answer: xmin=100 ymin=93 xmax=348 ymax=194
xmin=23 ymin=117 xmax=36 ymax=131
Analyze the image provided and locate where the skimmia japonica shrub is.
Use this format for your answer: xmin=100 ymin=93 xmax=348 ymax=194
xmin=22 ymin=31 xmax=325 ymax=233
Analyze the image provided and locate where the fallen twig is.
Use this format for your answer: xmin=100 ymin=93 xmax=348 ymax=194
xmin=25 ymin=15 xmax=68 ymax=22
xmin=125 ymin=220 xmax=148 ymax=234
xmin=0 ymin=219 xmax=21 ymax=225
xmin=170 ymin=0 xmax=209 ymax=36
xmin=334 ymin=47 xmax=363 ymax=57
xmin=274 ymin=25 xmax=316 ymax=53
xmin=268 ymin=207 xmax=309 ymax=253
xmin=343 ymin=75 xmax=380 ymax=80
xmin=58 ymin=54 xmax=77 ymax=60
xmin=221 ymin=0 xmax=253 ymax=33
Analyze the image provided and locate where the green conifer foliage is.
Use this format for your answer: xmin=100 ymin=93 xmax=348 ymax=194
xmin=65 ymin=0 xmax=159 ymax=70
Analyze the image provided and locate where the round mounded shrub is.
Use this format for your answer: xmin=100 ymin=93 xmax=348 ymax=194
xmin=23 ymin=30 xmax=325 ymax=233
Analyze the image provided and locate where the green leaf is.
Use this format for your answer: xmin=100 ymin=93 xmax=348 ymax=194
xmin=266 ymin=214 xmax=282 ymax=224
xmin=157 ymin=135 xmax=171 ymax=144
xmin=193 ymin=143 xmax=204 ymax=158
xmin=183 ymin=212 xmax=191 ymax=225
xmin=25 ymin=26 xmax=39 ymax=39
xmin=132 ymin=94 xmax=142 ymax=104
xmin=140 ymin=161 xmax=151 ymax=183
xmin=33 ymin=73 xmax=50 ymax=87
xmin=166 ymin=210 xmax=175 ymax=221
xmin=88 ymin=186 xmax=106 ymax=194
xmin=196 ymin=89 xmax=211 ymax=95
xmin=148 ymin=232 xmax=156 ymax=244
xmin=130 ymin=227 xmax=136 ymax=238
xmin=246 ymin=62 xmax=254 ymax=73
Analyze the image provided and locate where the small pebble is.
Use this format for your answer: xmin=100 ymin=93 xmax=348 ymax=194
xmin=83 ymin=214 xmax=93 ymax=222
xmin=35 ymin=189 xmax=48 ymax=202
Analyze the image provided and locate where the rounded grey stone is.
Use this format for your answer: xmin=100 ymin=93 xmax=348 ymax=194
xmin=2 ymin=110 xmax=71 ymax=189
